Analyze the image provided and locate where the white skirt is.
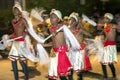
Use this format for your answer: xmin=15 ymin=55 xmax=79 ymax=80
xmin=48 ymin=53 xmax=58 ymax=79
xmin=101 ymin=45 xmax=117 ymax=65
xmin=8 ymin=35 xmax=38 ymax=62
xmin=68 ymin=50 xmax=84 ymax=72
xmin=8 ymin=41 xmax=26 ymax=61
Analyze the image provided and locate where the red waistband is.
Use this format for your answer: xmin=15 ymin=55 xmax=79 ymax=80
xmin=15 ymin=37 xmax=24 ymax=41
xmin=80 ymin=43 xmax=86 ymax=50
xmin=53 ymin=45 xmax=68 ymax=52
xmin=12 ymin=32 xmax=27 ymax=41
xmin=104 ymin=40 xmax=116 ymax=47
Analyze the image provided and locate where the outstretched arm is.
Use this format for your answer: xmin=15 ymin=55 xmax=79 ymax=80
xmin=112 ymin=24 xmax=120 ymax=29
xmin=96 ymin=23 xmax=104 ymax=27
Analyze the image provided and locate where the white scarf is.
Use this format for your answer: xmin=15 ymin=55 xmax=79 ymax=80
xmin=63 ymin=25 xmax=80 ymax=50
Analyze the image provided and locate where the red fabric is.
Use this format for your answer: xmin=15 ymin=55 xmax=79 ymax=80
xmin=53 ymin=45 xmax=72 ymax=76
xmin=12 ymin=18 xmax=24 ymax=28
xmin=104 ymin=40 xmax=116 ymax=47
xmin=48 ymin=75 xmax=57 ymax=79
xmin=104 ymin=25 xmax=111 ymax=33
xmin=80 ymin=43 xmax=86 ymax=50
xmin=12 ymin=18 xmax=27 ymax=41
xmin=49 ymin=24 xmax=59 ymax=32
xmin=12 ymin=32 xmax=27 ymax=41
xmin=73 ymin=27 xmax=79 ymax=35
xmin=8 ymin=57 xmax=26 ymax=61
xmin=80 ymin=44 xmax=92 ymax=71
xmin=83 ymin=51 xmax=92 ymax=71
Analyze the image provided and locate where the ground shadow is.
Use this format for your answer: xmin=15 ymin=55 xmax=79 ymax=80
xmin=83 ymin=71 xmax=103 ymax=79
xmin=28 ymin=66 xmax=41 ymax=78
xmin=11 ymin=66 xmax=41 ymax=79
xmin=83 ymin=72 xmax=118 ymax=80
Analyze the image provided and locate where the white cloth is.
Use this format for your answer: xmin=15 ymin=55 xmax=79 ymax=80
xmin=8 ymin=40 xmax=38 ymax=62
xmin=22 ymin=11 xmax=45 ymax=43
xmin=101 ymin=45 xmax=117 ymax=65
xmin=0 ymin=34 xmax=11 ymax=50
xmin=0 ymin=43 xmax=6 ymax=50
xmin=22 ymin=11 xmax=50 ymax=65
xmin=68 ymin=50 xmax=84 ymax=71
xmin=48 ymin=53 xmax=58 ymax=78
xmin=63 ymin=25 xmax=80 ymax=50
xmin=37 ymin=43 xmax=50 ymax=65
xmin=8 ymin=41 xmax=27 ymax=61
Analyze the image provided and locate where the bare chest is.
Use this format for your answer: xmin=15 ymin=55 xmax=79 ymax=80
xmin=52 ymin=32 xmax=66 ymax=47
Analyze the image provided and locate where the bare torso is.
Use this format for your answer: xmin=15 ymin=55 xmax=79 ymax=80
xmin=70 ymin=27 xmax=84 ymax=43
xmin=49 ymin=24 xmax=66 ymax=48
xmin=12 ymin=18 xmax=27 ymax=38
xmin=52 ymin=31 xmax=66 ymax=48
xmin=104 ymin=24 xmax=116 ymax=41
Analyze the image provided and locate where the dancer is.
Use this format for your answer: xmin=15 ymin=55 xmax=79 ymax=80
xmin=97 ymin=13 xmax=120 ymax=80
xmin=7 ymin=2 xmax=29 ymax=80
xmin=68 ymin=12 xmax=92 ymax=80
xmin=48 ymin=9 xmax=75 ymax=80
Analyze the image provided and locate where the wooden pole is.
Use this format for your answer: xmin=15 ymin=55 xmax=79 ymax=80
xmin=22 ymin=0 xmax=26 ymax=10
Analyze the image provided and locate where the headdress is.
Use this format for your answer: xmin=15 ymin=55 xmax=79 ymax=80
xmin=13 ymin=1 xmax=22 ymax=12
xmin=104 ymin=13 xmax=114 ymax=20
xmin=69 ymin=12 xmax=79 ymax=22
xmin=50 ymin=9 xmax=62 ymax=20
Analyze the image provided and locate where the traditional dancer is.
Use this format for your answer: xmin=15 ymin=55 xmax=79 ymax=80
xmin=97 ymin=13 xmax=120 ymax=80
xmin=68 ymin=12 xmax=92 ymax=80
xmin=48 ymin=9 xmax=79 ymax=80
xmin=7 ymin=2 xmax=29 ymax=80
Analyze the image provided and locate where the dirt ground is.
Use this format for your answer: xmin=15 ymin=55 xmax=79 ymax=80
xmin=0 ymin=53 xmax=120 ymax=80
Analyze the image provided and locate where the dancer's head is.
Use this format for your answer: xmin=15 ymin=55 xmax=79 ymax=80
xmin=68 ymin=12 xmax=79 ymax=27
xmin=13 ymin=2 xmax=22 ymax=18
xmin=104 ymin=13 xmax=114 ymax=23
xmin=50 ymin=9 xmax=62 ymax=25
